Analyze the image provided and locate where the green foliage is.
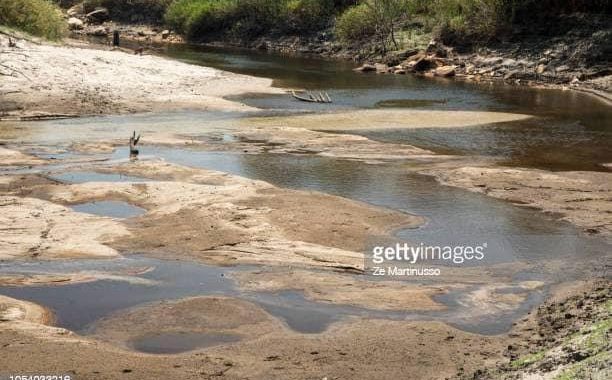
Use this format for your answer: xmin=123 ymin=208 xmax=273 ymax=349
xmin=335 ymin=3 xmax=376 ymax=42
xmin=285 ymin=0 xmax=335 ymax=32
xmin=336 ymin=0 xmax=410 ymax=52
xmin=165 ymin=0 xmax=337 ymax=40
xmin=83 ymin=0 xmax=173 ymax=24
xmin=0 ymin=0 xmax=66 ymax=39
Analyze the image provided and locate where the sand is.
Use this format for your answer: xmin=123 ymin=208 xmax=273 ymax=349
xmin=424 ymin=166 xmax=612 ymax=236
xmin=0 ymin=35 xmax=282 ymax=119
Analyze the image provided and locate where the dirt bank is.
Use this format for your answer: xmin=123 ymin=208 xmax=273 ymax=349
xmin=464 ymin=279 xmax=611 ymax=380
xmin=424 ymin=166 xmax=612 ymax=236
xmin=0 ymin=34 xmax=282 ymax=119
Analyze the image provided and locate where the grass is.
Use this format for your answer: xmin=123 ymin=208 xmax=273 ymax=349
xmin=509 ymin=350 xmax=546 ymax=369
xmin=0 ymin=0 xmax=66 ymax=40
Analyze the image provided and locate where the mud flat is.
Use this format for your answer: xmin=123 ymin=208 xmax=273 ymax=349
xmin=2 ymin=160 xmax=419 ymax=269
xmin=424 ymin=166 xmax=612 ymax=236
xmin=0 ymin=35 xmax=282 ymax=119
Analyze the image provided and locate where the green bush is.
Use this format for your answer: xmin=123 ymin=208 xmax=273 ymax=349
xmin=335 ymin=2 xmax=376 ymax=42
xmin=83 ymin=0 xmax=173 ymax=24
xmin=165 ymin=0 xmax=337 ymax=39
xmin=285 ymin=0 xmax=335 ymax=32
xmin=0 ymin=0 xmax=66 ymax=39
xmin=429 ymin=0 xmax=502 ymax=40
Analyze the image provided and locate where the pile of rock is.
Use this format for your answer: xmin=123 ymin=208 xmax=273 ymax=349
xmin=353 ymin=46 xmax=457 ymax=78
xmin=63 ymin=3 xmax=181 ymax=43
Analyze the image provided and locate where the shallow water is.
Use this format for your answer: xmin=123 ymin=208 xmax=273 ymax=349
xmin=130 ymin=332 xmax=242 ymax=354
xmin=0 ymin=256 xmax=546 ymax=337
xmin=71 ymin=201 xmax=146 ymax=219
xmin=161 ymin=44 xmax=612 ymax=171
xmin=0 ymin=44 xmax=610 ymax=351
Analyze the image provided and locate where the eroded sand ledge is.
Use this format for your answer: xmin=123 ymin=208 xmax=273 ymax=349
xmin=424 ymin=166 xmax=612 ymax=236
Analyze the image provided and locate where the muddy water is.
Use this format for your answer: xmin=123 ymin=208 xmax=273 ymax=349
xmin=71 ymin=201 xmax=146 ymax=219
xmin=163 ymin=44 xmax=612 ymax=171
xmin=0 ymin=45 xmax=610 ymax=353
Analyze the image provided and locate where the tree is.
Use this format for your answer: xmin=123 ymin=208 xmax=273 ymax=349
xmin=364 ymin=0 xmax=410 ymax=54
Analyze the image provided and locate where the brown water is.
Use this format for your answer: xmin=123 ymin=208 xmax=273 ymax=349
xmin=161 ymin=43 xmax=612 ymax=171
xmin=0 ymin=44 xmax=610 ymax=353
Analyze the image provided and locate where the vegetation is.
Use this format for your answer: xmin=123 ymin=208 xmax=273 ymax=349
xmin=336 ymin=0 xmax=611 ymax=49
xmin=83 ymin=0 xmax=174 ymax=24
xmin=0 ymin=0 xmax=66 ymax=39
xmin=165 ymin=0 xmax=347 ymax=39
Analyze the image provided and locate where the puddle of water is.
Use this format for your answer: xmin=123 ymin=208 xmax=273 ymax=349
xmin=0 ymin=256 xmax=543 ymax=336
xmin=71 ymin=201 xmax=146 ymax=219
xmin=49 ymin=171 xmax=150 ymax=183
xmin=130 ymin=332 xmax=241 ymax=354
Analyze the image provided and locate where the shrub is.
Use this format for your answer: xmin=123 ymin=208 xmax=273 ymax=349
xmin=165 ymin=0 xmax=237 ymax=36
xmin=165 ymin=0 xmax=337 ymax=40
xmin=0 ymin=0 xmax=66 ymax=39
xmin=83 ymin=0 xmax=174 ymax=24
xmin=285 ymin=0 xmax=335 ymax=32
xmin=429 ymin=0 xmax=502 ymax=41
xmin=335 ymin=2 xmax=376 ymax=42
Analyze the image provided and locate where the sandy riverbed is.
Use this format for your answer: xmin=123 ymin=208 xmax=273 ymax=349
xmin=0 ymin=35 xmax=282 ymax=119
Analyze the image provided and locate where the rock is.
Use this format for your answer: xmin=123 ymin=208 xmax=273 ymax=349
xmin=536 ymin=64 xmax=547 ymax=74
xmin=86 ymin=8 xmax=109 ymax=24
xmin=434 ymin=65 xmax=456 ymax=77
xmin=88 ymin=26 xmax=108 ymax=37
xmin=353 ymin=63 xmax=376 ymax=72
xmin=504 ymin=70 xmax=522 ymax=81
xmin=67 ymin=17 xmax=84 ymax=31
xmin=67 ymin=4 xmax=84 ymax=17
xmin=555 ymin=65 xmax=570 ymax=73
xmin=501 ymin=58 xmax=518 ymax=67
xmin=403 ymin=52 xmax=425 ymax=64
xmin=394 ymin=68 xmax=406 ymax=75
xmin=375 ymin=63 xmax=391 ymax=73
xmin=465 ymin=64 xmax=476 ymax=74
xmin=161 ymin=30 xmax=170 ymax=39
xmin=410 ymin=57 xmax=435 ymax=72
xmin=479 ymin=57 xmax=503 ymax=66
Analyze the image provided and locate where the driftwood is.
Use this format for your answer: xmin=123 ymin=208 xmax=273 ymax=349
xmin=291 ymin=90 xmax=332 ymax=103
xmin=129 ymin=130 xmax=141 ymax=157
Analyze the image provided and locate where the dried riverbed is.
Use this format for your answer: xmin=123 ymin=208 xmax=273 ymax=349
xmin=0 ymin=37 xmax=610 ymax=379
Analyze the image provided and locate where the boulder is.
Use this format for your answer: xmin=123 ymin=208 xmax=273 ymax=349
xmin=353 ymin=63 xmax=376 ymax=72
xmin=67 ymin=17 xmax=84 ymax=30
xmin=375 ymin=63 xmax=391 ymax=73
xmin=161 ymin=30 xmax=171 ymax=39
xmin=67 ymin=3 xmax=84 ymax=17
xmin=86 ymin=8 xmax=109 ymax=24
xmin=88 ymin=26 xmax=108 ymax=37
xmin=536 ymin=64 xmax=547 ymax=74
xmin=434 ymin=65 xmax=456 ymax=77
xmin=411 ymin=57 xmax=435 ymax=72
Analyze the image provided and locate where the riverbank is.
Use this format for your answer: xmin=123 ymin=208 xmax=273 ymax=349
xmin=73 ymin=11 xmax=611 ymax=103
xmin=0 ymin=33 xmax=282 ymax=120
